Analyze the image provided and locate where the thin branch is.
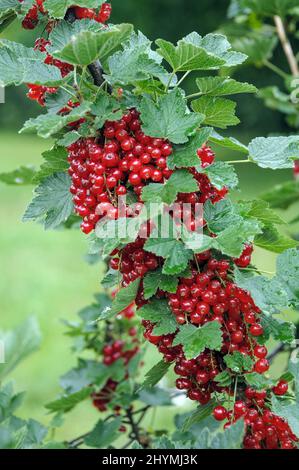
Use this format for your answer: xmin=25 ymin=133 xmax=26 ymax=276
xmin=274 ymin=15 xmax=299 ymax=77
xmin=267 ymin=343 xmax=286 ymax=363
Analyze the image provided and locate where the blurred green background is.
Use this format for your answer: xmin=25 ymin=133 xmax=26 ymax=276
xmin=0 ymin=0 xmax=298 ymax=443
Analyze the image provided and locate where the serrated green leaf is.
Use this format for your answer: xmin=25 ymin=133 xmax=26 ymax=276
xmin=231 ymin=30 xmax=277 ymax=64
xmin=201 ymin=161 xmax=239 ymax=190
xmin=137 ymin=299 xmax=178 ymax=336
xmin=143 ymin=268 xmax=179 ymax=300
xmin=0 ymin=165 xmax=36 ymax=185
xmin=245 ymin=372 xmax=272 ymax=390
xmin=0 ymin=40 xmax=63 ymax=86
xmin=234 ymin=268 xmax=288 ymax=315
xmin=167 ymin=127 xmax=212 ymax=169
xmin=196 ymin=76 xmax=257 ymax=96
xmin=204 ymin=199 xmax=240 ymax=233
xmin=23 ymin=172 xmax=73 ymax=230
xmin=0 ymin=317 xmax=41 ymax=381
xmin=261 ymin=314 xmax=295 ymax=344
xmin=84 ymin=417 xmax=121 ymax=448
xmin=276 ymin=248 xmax=299 ymax=309
xmin=90 ymin=94 xmax=122 ymax=128
xmin=209 ymin=131 xmax=249 ymax=154
xmin=192 ymin=96 xmax=239 ymax=129
xmin=20 ymin=102 xmax=91 ymax=139
xmin=254 ymin=225 xmax=298 ymax=253
xmin=141 ymin=360 xmax=172 ymax=389
xmin=140 ymin=89 xmax=203 ymax=144
xmin=214 ymin=371 xmax=232 ymax=387
xmin=224 ymin=351 xmax=254 ymax=373
xmin=173 ymin=322 xmax=223 ymax=360
xmin=106 ymin=279 xmax=140 ymax=317
xmin=248 ymin=136 xmax=299 ymax=169
xmin=33 ymin=147 xmax=68 ymax=183
xmin=142 ymin=169 xmax=198 ymax=205
xmin=45 ymin=387 xmax=92 ymax=413
xmin=106 ymin=31 xmax=173 ymax=87
xmin=156 ymin=32 xmax=246 ymax=73
xmin=243 ymin=199 xmax=286 ymax=226
xmin=50 ymin=22 xmax=133 ymax=66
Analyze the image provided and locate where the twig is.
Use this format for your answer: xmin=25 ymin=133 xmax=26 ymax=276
xmin=267 ymin=343 xmax=286 ymax=362
xmin=126 ymin=408 xmax=141 ymax=443
xmin=274 ymin=15 xmax=299 ymax=77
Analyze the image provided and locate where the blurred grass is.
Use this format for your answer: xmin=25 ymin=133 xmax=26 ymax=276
xmin=0 ymin=130 xmax=298 ymax=442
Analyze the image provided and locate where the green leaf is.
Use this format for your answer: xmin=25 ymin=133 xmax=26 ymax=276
xmin=231 ymin=30 xmax=277 ymax=64
xmin=214 ymin=370 xmax=232 ymax=387
xmin=173 ymin=322 xmax=223 ymax=360
xmin=213 ymin=218 xmax=261 ymax=257
xmin=167 ymin=128 xmax=212 ymax=169
xmin=261 ymin=314 xmax=295 ymax=344
xmin=20 ymin=102 xmax=91 ymax=139
xmin=243 ymin=199 xmax=286 ymax=226
xmin=156 ymin=33 xmax=246 ymax=72
xmin=143 ymin=269 xmax=179 ymax=300
xmin=204 ymin=199 xmax=240 ymax=233
xmin=196 ymin=76 xmax=257 ymax=96
xmin=0 ymin=0 xmax=19 ymax=20
xmin=254 ymin=225 xmax=298 ymax=253
xmin=234 ymin=268 xmax=288 ymax=315
xmin=201 ymin=161 xmax=239 ymax=190
xmin=245 ymin=372 xmax=272 ymax=390
xmin=84 ymin=417 xmax=121 ymax=448
xmin=106 ymin=31 xmax=172 ymax=87
xmin=45 ymin=387 xmax=92 ymax=413
xmin=142 ymin=169 xmax=198 ymax=205
xmin=181 ymin=401 xmax=217 ymax=432
xmin=44 ymin=0 xmax=105 ymax=18
xmin=60 ymin=360 xmax=112 ymax=394
xmin=209 ymin=131 xmax=249 ymax=154
xmin=137 ymin=299 xmax=178 ymax=336
xmin=33 ymin=147 xmax=68 ymax=183
xmin=0 ymin=165 xmax=36 ymax=185
xmin=144 ymin=231 xmax=193 ymax=276
xmin=248 ymin=136 xmax=299 ymax=169
xmin=224 ymin=351 xmax=254 ymax=374
xmin=258 ymin=86 xmax=296 ymax=115
xmin=23 ymin=172 xmax=73 ymax=230
xmin=107 ymin=279 xmax=140 ymax=317
xmin=141 ymin=360 xmax=172 ymax=389
xmin=210 ymin=419 xmax=245 ymax=449
xmin=138 ymin=387 xmax=172 ymax=406
xmin=276 ymin=248 xmax=299 ymax=309
xmin=272 ymin=396 xmax=299 ymax=437
xmin=261 ymin=180 xmax=299 ymax=210
xmin=140 ymin=88 xmax=203 ymax=144
xmin=0 ymin=40 xmax=63 ymax=86
xmin=241 ymin=0 xmax=299 ymax=17
xmin=90 ymin=94 xmax=123 ymax=129
xmin=192 ymin=96 xmax=239 ymax=129
xmin=0 ymin=317 xmax=41 ymax=380
xmin=49 ymin=22 xmax=133 ymax=66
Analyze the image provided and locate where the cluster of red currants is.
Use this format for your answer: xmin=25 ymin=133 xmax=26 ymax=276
xmin=27 ymin=38 xmax=74 ymax=106
xmin=67 ymin=109 xmax=175 ymax=234
xmin=213 ymin=381 xmax=298 ymax=449
xmin=92 ymin=332 xmax=139 ymax=412
xmin=19 ymin=0 xmax=46 ymax=30
xmin=20 ymin=2 xmax=112 ymax=30
xmin=74 ymin=3 xmax=112 ymax=23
